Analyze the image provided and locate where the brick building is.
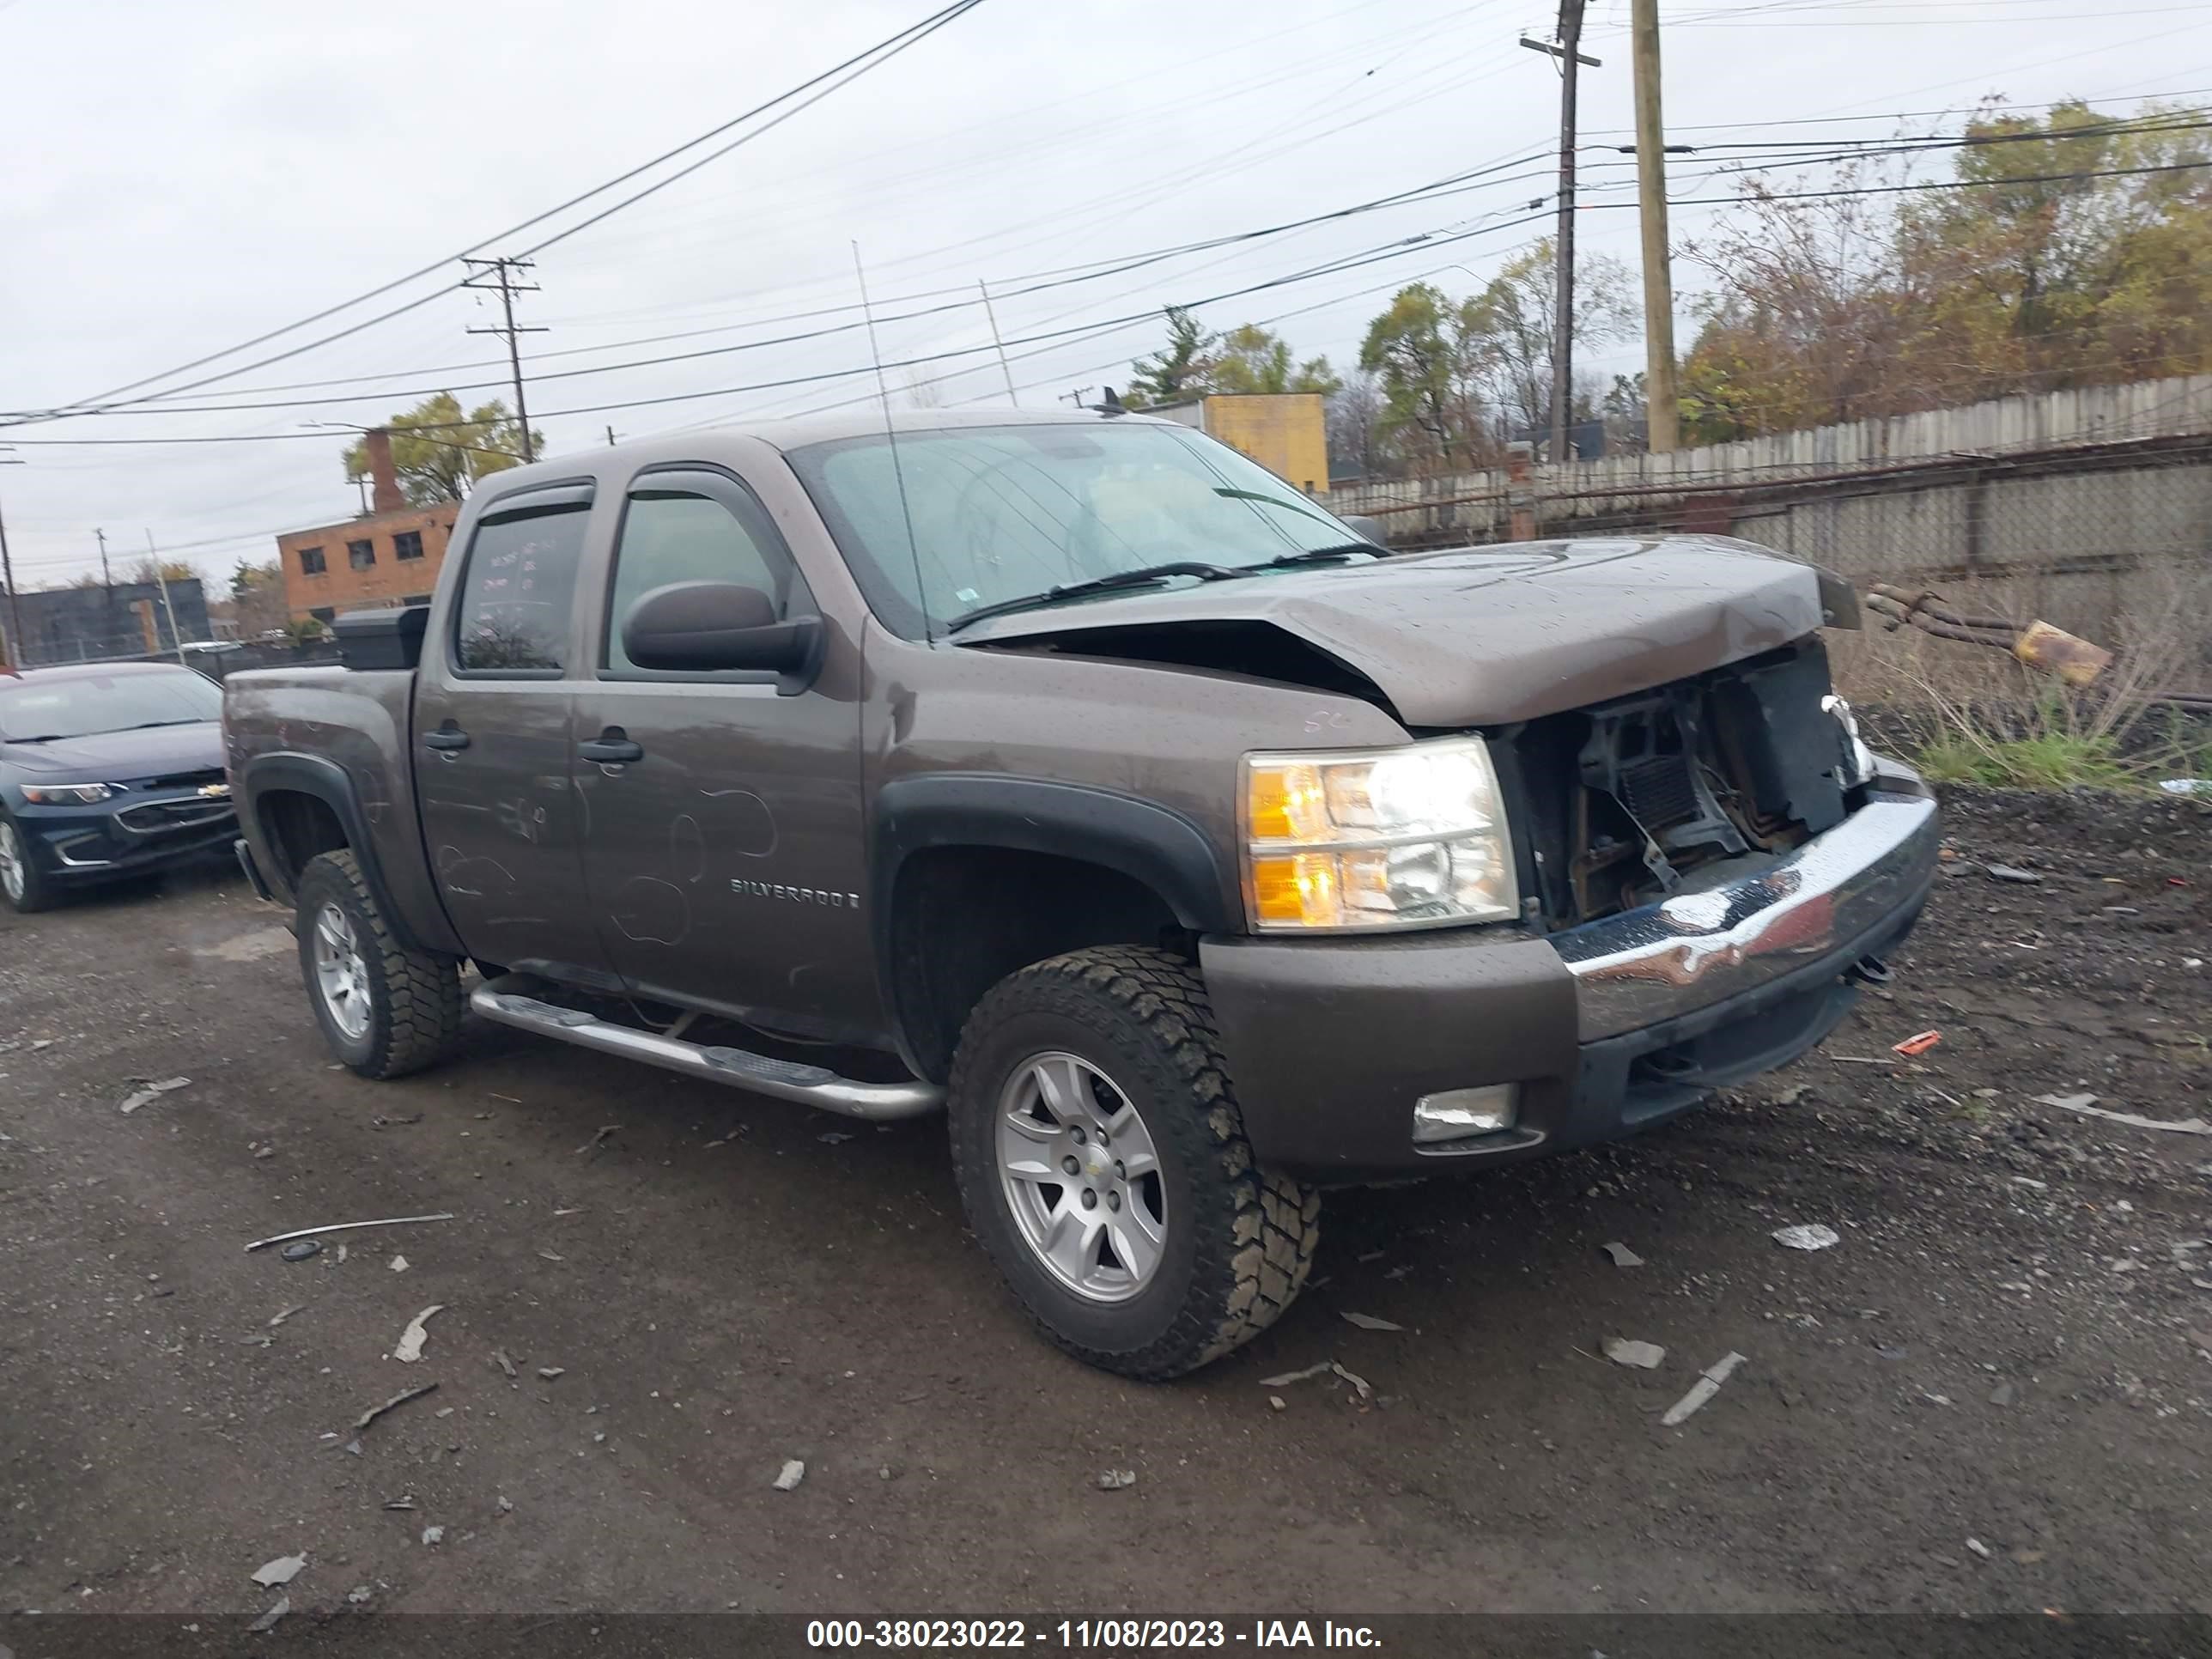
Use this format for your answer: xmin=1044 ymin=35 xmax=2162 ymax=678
xmin=276 ymin=429 xmax=459 ymax=623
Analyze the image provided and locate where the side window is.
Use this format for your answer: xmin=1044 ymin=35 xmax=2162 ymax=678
xmin=605 ymin=483 xmax=801 ymax=675
xmin=453 ymin=502 xmax=592 ymax=675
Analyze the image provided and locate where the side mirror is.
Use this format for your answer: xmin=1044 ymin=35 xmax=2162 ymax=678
xmin=622 ymin=581 xmax=820 ymax=679
xmin=1340 ymin=514 xmax=1389 ymax=547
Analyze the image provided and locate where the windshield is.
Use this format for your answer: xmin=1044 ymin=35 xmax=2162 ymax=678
xmin=785 ymin=422 xmax=1368 ymax=636
xmin=0 ymin=668 xmax=222 ymax=742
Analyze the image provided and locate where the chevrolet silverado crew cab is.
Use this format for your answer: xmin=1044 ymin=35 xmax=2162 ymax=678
xmin=225 ymin=408 xmax=1936 ymax=1379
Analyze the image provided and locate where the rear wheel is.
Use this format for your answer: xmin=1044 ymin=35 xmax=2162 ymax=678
xmin=948 ymin=946 xmax=1320 ymax=1380
xmin=0 ymin=813 xmax=58 ymax=914
xmin=295 ymin=849 xmax=465 ymax=1079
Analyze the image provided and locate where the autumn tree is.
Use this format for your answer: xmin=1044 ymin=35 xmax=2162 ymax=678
xmin=229 ymin=559 xmax=289 ymax=637
xmin=1206 ymin=324 xmax=1340 ymax=396
xmin=343 ymin=393 xmax=542 ymax=504
xmin=1125 ymin=307 xmax=1212 ymax=407
xmin=1358 ymin=283 xmax=1477 ymax=466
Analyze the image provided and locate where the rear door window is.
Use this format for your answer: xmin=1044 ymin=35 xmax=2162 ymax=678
xmin=451 ymin=489 xmax=593 ymax=675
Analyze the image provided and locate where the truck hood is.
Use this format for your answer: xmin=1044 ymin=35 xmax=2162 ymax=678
xmin=953 ymin=535 xmax=1847 ymax=726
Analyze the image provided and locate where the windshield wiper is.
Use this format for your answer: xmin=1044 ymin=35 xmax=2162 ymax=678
xmin=1254 ymin=544 xmax=1379 ymax=568
xmin=115 ymin=719 xmax=210 ymax=731
xmin=945 ymin=561 xmax=1240 ymax=633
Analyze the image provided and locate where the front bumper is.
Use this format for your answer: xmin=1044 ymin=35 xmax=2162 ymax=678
xmin=1202 ymin=766 xmax=1938 ymax=1181
xmin=14 ymin=794 xmax=240 ymax=885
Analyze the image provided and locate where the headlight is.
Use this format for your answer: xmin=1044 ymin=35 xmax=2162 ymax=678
xmin=20 ymin=782 xmax=116 ymax=805
xmin=1242 ymin=737 xmax=1518 ymax=932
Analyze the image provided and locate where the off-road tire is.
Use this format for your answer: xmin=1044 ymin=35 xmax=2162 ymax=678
xmin=295 ymin=849 xmax=465 ymax=1079
xmin=0 ymin=811 xmax=59 ymax=914
xmin=948 ymin=945 xmax=1321 ymax=1380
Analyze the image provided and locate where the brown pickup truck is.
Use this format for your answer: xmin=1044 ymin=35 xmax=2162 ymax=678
xmin=224 ymin=408 xmax=1937 ymax=1378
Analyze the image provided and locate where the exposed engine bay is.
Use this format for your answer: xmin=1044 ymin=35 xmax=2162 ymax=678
xmin=1502 ymin=641 xmax=1867 ymax=928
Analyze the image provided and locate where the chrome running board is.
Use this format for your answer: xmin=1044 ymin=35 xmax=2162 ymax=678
xmin=469 ymin=978 xmax=943 ymax=1120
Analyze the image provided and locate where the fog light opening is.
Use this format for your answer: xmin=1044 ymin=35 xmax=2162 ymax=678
xmin=1411 ymin=1084 xmax=1520 ymax=1146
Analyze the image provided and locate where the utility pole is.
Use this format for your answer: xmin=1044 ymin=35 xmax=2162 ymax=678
xmin=978 ymin=279 xmax=1019 ymax=406
xmin=1631 ymin=0 xmax=1680 ymax=453
xmin=95 ymin=526 xmax=112 ymax=588
xmin=0 ymin=452 xmax=22 ymax=665
xmin=95 ymin=526 xmax=119 ymax=659
xmin=1058 ymin=386 xmax=1096 ymax=409
xmin=605 ymin=425 xmax=618 ymax=447
xmin=145 ymin=529 xmax=187 ymax=664
xmin=461 ymin=256 xmax=547 ymax=464
xmin=1523 ymin=4 xmax=1600 ymax=467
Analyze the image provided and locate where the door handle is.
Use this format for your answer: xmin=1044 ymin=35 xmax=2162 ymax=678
xmin=423 ymin=726 xmax=471 ymax=752
xmin=578 ymin=730 xmax=644 ymax=764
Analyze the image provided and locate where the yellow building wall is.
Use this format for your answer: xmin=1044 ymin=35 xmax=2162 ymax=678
xmin=1199 ymin=393 xmax=1329 ymax=496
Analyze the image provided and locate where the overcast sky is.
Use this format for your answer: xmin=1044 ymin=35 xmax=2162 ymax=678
xmin=5 ymin=0 xmax=2210 ymax=599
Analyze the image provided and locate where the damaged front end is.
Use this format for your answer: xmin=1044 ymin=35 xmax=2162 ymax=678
xmin=1501 ymin=639 xmax=1876 ymax=931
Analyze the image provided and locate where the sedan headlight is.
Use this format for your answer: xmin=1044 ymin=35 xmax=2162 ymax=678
xmin=19 ymin=782 xmax=116 ymax=805
xmin=1242 ymin=738 xmax=1517 ymax=932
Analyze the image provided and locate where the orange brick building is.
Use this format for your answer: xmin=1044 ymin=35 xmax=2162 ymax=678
xmin=276 ymin=429 xmax=460 ymax=624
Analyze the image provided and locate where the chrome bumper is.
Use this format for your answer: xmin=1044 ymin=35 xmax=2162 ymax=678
xmin=1551 ymin=768 xmax=1939 ymax=1042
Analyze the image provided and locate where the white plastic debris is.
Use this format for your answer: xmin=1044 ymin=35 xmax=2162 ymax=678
xmin=1604 ymin=1338 xmax=1666 ymax=1370
xmin=118 ymin=1076 xmax=191 ymax=1115
xmin=1984 ymin=863 xmax=2041 ymax=884
xmin=1258 ymin=1362 xmax=1334 ymax=1389
xmin=420 ymin=1526 xmax=445 ymax=1547
xmin=247 ymin=1595 xmax=290 ymax=1633
xmin=389 ymin=1255 xmax=410 ymax=1273
xmin=392 ymin=1304 xmax=445 ymax=1364
xmin=1328 ymin=1362 xmax=1373 ymax=1401
xmin=1601 ymin=1242 xmax=1645 ymax=1267
xmin=1340 ymin=1311 xmax=1404 ymax=1332
xmin=250 ymin=1554 xmax=306 ymax=1588
xmin=1096 ymin=1468 xmax=1137 ymax=1491
xmin=1966 ymin=1537 xmax=1991 ymax=1559
xmin=1661 ymin=1351 xmax=1747 ymax=1427
xmin=1772 ymin=1224 xmax=1841 ymax=1251
xmin=2035 ymin=1093 xmax=2210 ymax=1135
xmin=2159 ymin=778 xmax=2209 ymax=796
xmin=773 ymin=1460 xmax=806 ymax=1492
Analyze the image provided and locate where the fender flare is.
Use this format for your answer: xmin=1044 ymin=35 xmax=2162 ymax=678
xmin=240 ymin=753 xmax=443 ymax=955
xmin=872 ymin=775 xmax=1237 ymax=1074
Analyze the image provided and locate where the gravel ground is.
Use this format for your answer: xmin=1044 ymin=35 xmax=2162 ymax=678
xmin=0 ymin=784 xmax=2205 ymax=1625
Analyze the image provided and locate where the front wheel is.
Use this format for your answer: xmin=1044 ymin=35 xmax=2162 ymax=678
xmin=295 ymin=849 xmax=465 ymax=1079
xmin=0 ymin=813 xmax=58 ymax=914
xmin=948 ymin=946 xmax=1320 ymax=1380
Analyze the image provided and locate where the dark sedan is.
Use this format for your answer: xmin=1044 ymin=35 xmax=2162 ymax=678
xmin=0 ymin=662 xmax=235 ymax=913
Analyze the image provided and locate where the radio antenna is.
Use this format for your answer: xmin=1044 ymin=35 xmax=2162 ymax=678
xmin=852 ymin=240 xmax=928 ymax=641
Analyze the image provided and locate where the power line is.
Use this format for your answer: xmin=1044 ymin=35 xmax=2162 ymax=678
xmin=460 ymin=258 xmax=546 ymax=463
xmin=8 ymin=0 xmax=988 ymax=428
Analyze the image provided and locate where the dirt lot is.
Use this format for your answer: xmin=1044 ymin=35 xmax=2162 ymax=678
xmin=0 ymin=784 xmax=2206 ymax=1625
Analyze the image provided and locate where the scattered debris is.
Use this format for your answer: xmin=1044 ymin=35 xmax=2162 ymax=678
xmin=389 ymin=1255 xmax=410 ymax=1273
xmin=496 ymin=1497 xmax=514 ymax=1515
xmin=1966 ymin=1537 xmax=1992 ymax=1559
xmin=420 ymin=1526 xmax=445 ymax=1547
xmin=1604 ymin=1338 xmax=1667 ymax=1370
xmin=1773 ymin=1224 xmax=1842 ymax=1252
xmin=1258 ymin=1362 xmax=1334 ymax=1389
xmin=1661 ymin=1351 xmax=1748 ymax=1427
xmin=268 ymin=1304 xmax=307 ymax=1328
xmin=537 ymin=1366 xmax=565 ymax=1381
xmin=1891 ymin=1030 xmax=1942 ymax=1057
xmin=277 ymin=1241 xmax=322 ymax=1264
xmin=1340 ymin=1311 xmax=1404 ymax=1332
xmin=250 ymin=1555 xmax=306 ymax=1588
xmin=392 ymin=1304 xmax=446 ymax=1364
xmin=552 ymin=1207 xmax=584 ymax=1217
xmin=773 ymin=1460 xmax=806 ymax=1492
xmin=353 ymin=1382 xmax=439 ymax=1433
xmin=1329 ymin=1362 xmax=1373 ymax=1401
xmin=252 ymin=1144 xmax=276 ymax=1160
xmin=576 ymin=1125 xmax=619 ymax=1155
xmin=1989 ymin=1383 xmax=2017 ymax=1407
xmin=1096 ymin=1468 xmax=1137 ymax=1491
xmin=1269 ymin=1395 xmax=1286 ymax=1412
xmin=492 ymin=1348 xmax=518 ymax=1378
xmin=382 ymin=1497 xmax=416 ymax=1511
xmin=537 ymin=1249 xmax=564 ymax=1262
xmin=2158 ymin=778 xmax=2209 ymax=797
xmin=118 ymin=1076 xmax=191 ymax=1115
xmin=347 ymin=1585 xmax=374 ymax=1605
xmin=1768 ymin=1084 xmax=1809 ymax=1107
xmin=818 ymin=1132 xmax=854 ymax=1145
xmin=246 ymin=1595 xmax=289 ymax=1634
xmin=1985 ymin=864 xmax=2042 ymax=884
xmin=1601 ymin=1242 xmax=1645 ymax=1268
xmin=244 ymin=1213 xmax=455 ymax=1254
xmin=2034 ymin=1094 xmax=2210 ymax=1135
xmin=342 ymin=1440 xmax=362 ymax=1456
